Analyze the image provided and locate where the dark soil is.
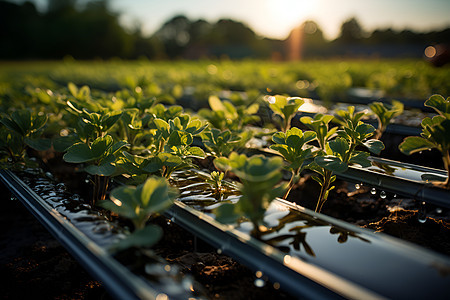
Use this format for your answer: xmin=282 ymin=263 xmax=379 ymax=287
xmin=286 ymin=175 xmax=450 ymax=257
xmin=3 ymin=150 xmax=450 ymax=299
xmin=0 ymin=183 xmax=113 ymax=300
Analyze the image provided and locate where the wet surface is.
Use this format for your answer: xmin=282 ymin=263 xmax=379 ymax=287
xmin=8 ymin=168 xmax=201 ymax=299
xmin=173 ymin=170 xmax=450 ymax=299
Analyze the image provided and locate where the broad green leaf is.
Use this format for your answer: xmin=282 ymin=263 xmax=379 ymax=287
xmin=215 ymin=203 xmax=239 ymax=224
xmin=348 ymin=151 xmax=371 ymax=168
xmin=315 ymin=155 xmax=348 ymax=173
xmin=52 ymin=136 xmax=81 ymax=152
xmin=0 ymin=117 xmax=24 ymax=135
xmin=111 ymin=225 xmax=162 ymax=252
xmin=188 ymin=146 xmax=206 ymax=158
xmin=85 ymin=162 xmax=116 ymax=176
xmin=363 ymin=139 xmax=385 ymax=154
xmin=425 ymin=94 xmax=450 ymax=116
xmin=329 ymin=137 xmax=349 ymax=157
xmin=209 ymin=95 xmax=227 ymax=112
xmin=24 ymin=137 xmax=51 ymax=151
xmin=399 ymin=136 xmax=436 ymax=155
xmin=12 ymin=110 xmax=31 ymax=134
xmin=63 ymin=142 xmax=95 ymax=163
xmin=91 ymin=135 xmax=113 ymax=159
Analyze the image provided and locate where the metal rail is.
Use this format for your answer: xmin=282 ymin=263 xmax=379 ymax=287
xmin=0 ymin=169 xmax=164 ymax=300
xmin=165 ymin=198 xmax=450 ymax=300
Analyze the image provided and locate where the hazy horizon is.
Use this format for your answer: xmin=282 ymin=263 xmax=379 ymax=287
xmin=7 ymin=0 xmax=450 ymax=40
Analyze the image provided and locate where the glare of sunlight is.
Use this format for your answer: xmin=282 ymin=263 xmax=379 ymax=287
xmin=264 ymin=0 xmax=319 ymax=39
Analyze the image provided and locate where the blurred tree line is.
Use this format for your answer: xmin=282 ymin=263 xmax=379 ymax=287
xmin=1 ymin=0 xmax=449 ymax=60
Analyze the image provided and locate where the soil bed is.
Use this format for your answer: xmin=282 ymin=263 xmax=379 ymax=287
xmin=286 ymin=175 xmax=450 ymax=257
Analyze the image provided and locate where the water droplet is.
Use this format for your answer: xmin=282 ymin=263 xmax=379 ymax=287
xmin=155 ymin=293 xmax=168 ymax=300
xmin=370 ymin=188 xmax=377 ymax=195
xmin=217 ymin=248 xmax=223 ymax=254
xmin=380 ymin=191 xmax=387 ymax=199
xmin=85 ymin=179 xmax=89 ymax=183
xmin=254 ymin=278 xmax=265 ymax=287
xmin=56 ymin=183 xmax=66 ymax=192
xmin=355 ymin=183 xmax=361 ymax=190
xmin=436 ymin=208 xmax=443 ymax=214
xmin=418 ymin=214 xmax=427 ymax=223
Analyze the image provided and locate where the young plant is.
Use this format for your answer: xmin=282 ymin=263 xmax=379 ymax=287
xmin=399 ymin=94 xmax=450 ymax=188
xmin=63 ymin=135 xmax=128 ymax=205
xmin=214 ymin=153 xmax=287 ymax=237
xmin=369 ymin=100 xmax=404 ymax=139
xmin=198 ymin=95 xmax=260 ymax=132
xmin=98 ymin=176 xmax=178 ymax=252
xmin=267 ymin=95 xmax=305 ymax=132
xmin=270 ymin=127 xmax=316 ymax=198
xmin=202 ymin=128 xmax=241 ymax=158
xmin=0 ymin=109 xmax=51 ymax=166
xmin=205 ymin=171 xmax=225 ymax=196
xmin=306 ymin=107 xmax=384 ymax=212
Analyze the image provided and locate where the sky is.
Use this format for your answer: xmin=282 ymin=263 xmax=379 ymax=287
xmin=11 ymin=0 xmax=450 ymax=40
xmin=109 ymin=0 xmax=450 ymax=40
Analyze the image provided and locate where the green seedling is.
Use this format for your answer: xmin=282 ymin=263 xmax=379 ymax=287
xmin=98 ymin=177 xmax=178 ymax=252
xmin=198 ymin=95 xmax=260 ymax=132
xmin=270 ymin=127 xmax=316 ymax=198
xmin=205 ymin=171 xmax=225 ymax=196
xmin=119 ymin=114 xmax=207 ymax=181
xmin=202 ymin=128 xmax=241 ymax=158
xmin=214 ymin=152 xmax=287 ymax=237
xmin=0 ymin=109 xmax=51 ymax=165
xmin=300 ymin=114 xmax=338 ymax=150
xmin=369 ymin=100 xmax=404 ymax=139
xmin=66 ymin=100 xmax=123 ymax=141
xmin=267 ymin=95 xmax=305 ymax=132
xmin=118 ymin=151 xmax=188 ymax=182
xmin=63 ymin=134 xmax=128 ymax=204
xmin=399 ymin=94 xmax=450 ymax=188
xmin=307 ymin=107 xmax=384 ymax=212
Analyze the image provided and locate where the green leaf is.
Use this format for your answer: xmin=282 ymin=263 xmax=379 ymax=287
xmin=52 ymin=136 xmax=81 ymax=152
xmin=425 ymin=94 xmax=450 ymax=116
xmin=348 ymin=151 xmax=371 ymax=168
xmin=24 ymin=138 xmax=51 ymax=151
xmin=91 ymin=135 xmax=113 ymax=159
xmin=188 ymin=146 xmax=206 ymax=158
xmin=209 ymin=95 xmax=227 ymax=112
xmin=399 ymin=136 xmax=436 ymax=155
xmin=11 ymin=110 xmax=31 ymax=135
xmin=1 ymin=117 xmax=24 ymax=135
xmin=138 ymin=177 xmax=177 ymax=213
xmin=363 ymin=139 xmax=385 ymax=155
xmin=315 ymin=155 xmax=348 ymax=173
xmin=99 ymin=186 xmax=138 ymax=219
xmin=215 ymin=203 xmax=239 ymax=224
xmin=329 ymin=137 xmax=349 ymax=157
xmin=111 ymin=225 xmax=163 ymax=252
xmin=63 ymin=142 xmax=95 ymax=163
xmin=85 ymin=162 xmax=116 ymax=176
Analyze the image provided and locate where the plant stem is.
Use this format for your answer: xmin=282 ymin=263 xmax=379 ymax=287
xmin=443 ymin=150 xmax=450 ymax=189
xmin=283 ymin=170 xmax=297 ymax=199
xmin=315 ymin=170 xmax=332 ymax=213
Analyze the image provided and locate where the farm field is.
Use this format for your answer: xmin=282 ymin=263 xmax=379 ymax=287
xmin=1 ymin=58 xmax=450 ymax=299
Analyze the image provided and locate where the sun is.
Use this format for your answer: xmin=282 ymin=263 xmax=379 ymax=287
xmin=265 ymin=0 xmax=318 ymax=23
